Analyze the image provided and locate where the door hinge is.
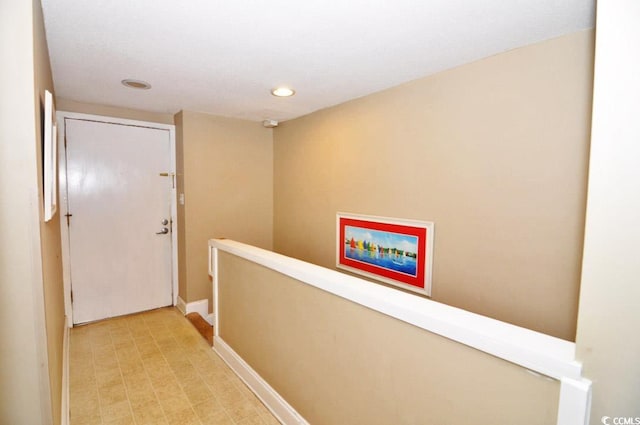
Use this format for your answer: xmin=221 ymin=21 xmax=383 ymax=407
xmin=65 ymin=213 xmax=73 ymax=226
xmin=70 ymin=290 xmax=73 ymax=303
xmin=159 ymin=172 xmax=176 ymax=189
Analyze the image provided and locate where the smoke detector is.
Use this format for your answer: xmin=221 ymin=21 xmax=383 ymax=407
xmin=262 ymin=119 xmax=278 ymax=128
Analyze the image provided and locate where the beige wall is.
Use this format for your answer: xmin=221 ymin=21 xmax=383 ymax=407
xmin=56 ymin=98 xmax=174 ymax=125
xmin=218 ymin=252 xmax=560 ymax=424
xmin=34 ymin=0 xmax=65 ymax=423
xmin=576 ymin=1 xmax=640 ymax=421
xmin=0 ymin=0 xmax=63 ymax=423
xmin=177 ymin=111 xmax=273 ymax=310
xmin=273 ymin=30 xmax=594 ymax=340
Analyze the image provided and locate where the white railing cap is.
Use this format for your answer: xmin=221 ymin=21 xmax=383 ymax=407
xmin=209 ymin=238 xmax=582 ymax=380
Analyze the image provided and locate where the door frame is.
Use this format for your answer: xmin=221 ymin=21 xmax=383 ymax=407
xmin=57 ymin=112 xmax=179 ymax=327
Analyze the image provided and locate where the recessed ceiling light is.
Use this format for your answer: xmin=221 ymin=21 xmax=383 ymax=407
xmin=121 ymin=79 xmax=151 ymax=90
xmin=271 ymin=87 xmax=295 ymax=97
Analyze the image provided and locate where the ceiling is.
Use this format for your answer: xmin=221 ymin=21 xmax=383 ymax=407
xmin=41 ymin=0 xmax=594 ymax=123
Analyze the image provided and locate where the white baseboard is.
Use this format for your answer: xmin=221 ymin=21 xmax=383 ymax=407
xmin=186 ymin=298 xmax=208 ymax=318
xmin=177 ymin=297 xmax=214 ymax=326
xmin=61 ymin=318 xmax=70 ymax=425
xmin=213 ymin=336 xmax=309 ymax=425
xmin=176 ymin=296 xmax=187 ymax=315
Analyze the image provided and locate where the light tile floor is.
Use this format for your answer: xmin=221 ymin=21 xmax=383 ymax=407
xmin=69 ymin=307 xmax=280 ymax=425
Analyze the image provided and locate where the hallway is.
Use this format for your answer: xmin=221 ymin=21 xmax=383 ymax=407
xmin=69 ymin=308 xmax=279 ymax=425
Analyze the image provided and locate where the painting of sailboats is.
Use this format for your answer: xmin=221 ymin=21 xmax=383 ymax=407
xmin=344 ymin=227 xmax=418 ymax=277
xmin=337 ymin=213 xmax=434 ymax=296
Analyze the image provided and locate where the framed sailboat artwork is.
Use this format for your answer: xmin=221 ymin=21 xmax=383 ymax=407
xmin=43 ymin=89 xmax=57 ymax=222
xmin=336 ymin=213 xmax=434 ymax=296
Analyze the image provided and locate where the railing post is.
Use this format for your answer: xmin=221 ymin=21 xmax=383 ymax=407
xmin=208 ymin=242 xmax=220 ymax=337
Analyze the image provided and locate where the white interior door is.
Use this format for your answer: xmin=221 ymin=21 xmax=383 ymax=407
xmin=64 ymin=118 xmax=173 ymax=324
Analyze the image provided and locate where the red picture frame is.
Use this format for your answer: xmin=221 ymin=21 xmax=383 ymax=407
xmin=336 ymin=213 xmax=434 ymax=296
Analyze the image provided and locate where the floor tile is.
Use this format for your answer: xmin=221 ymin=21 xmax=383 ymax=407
xmin=70 ymin=412 xmax=103 ymax=425
xmin=69 ymin=307 xmax=279 ymax=425
xmin=226 ymin=398 xmax=260 ymax=423
xmin=198 ymin=410 xmax=236 ymax=425
xmin=102 ymin=412 xmax=136 ymax=425
xmin=164 ymin=406 xmax=201 ymax=425
xmin=131 ymin=399 xmax=165 ymax=424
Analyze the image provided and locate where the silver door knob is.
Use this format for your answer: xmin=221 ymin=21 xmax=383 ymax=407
xmin=161 ymin=219 xmax=169 ymax=225
xmin=156 ymin=227 xmax=169 ymax=235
